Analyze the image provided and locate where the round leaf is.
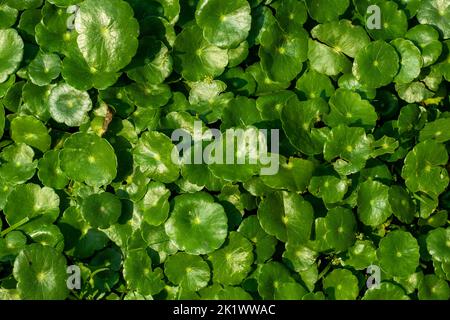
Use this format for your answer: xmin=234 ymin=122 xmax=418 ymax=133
xmin=164 ymin=252 xmax=210 ymax=291
xmin=357 ymin=180 xmax=392 ymax=227
xmin=378 ymin=230 xmax=420 ymax=277
xmin=258 ymin=191 xmax=314 ymax=244
xmin=37 ymin=150 xmax=69 ymax=190
xmin=173 ymin=23 xmax=228 ymax=81
xmin=402 ymin=140 xmax=449 ymax=197
xmin=48 ymin=83 xmax=93 ymax=127
xmin=10 ymin=115 xmax=51 ymax=152
xmin=13 ymin=244 xmax=68 ymax=300
xmin=135 ymin=182 xmax=170 ymax=226
xmin=209 ymin=232 xmax=254 ymax=285
xmin=74 ymin=0 xmax=139 ymax=72
xmin=4 ymin=183 xmax=59 ymax=226
xmin=133 ymin=131 xmax=179 ymax=184
xmin=123 ymin=249 xmax=165 ymax=296
xmin=195 ymin=0 xmax=251 ymax=48
xmin=323 ymin=269 xmax=359 ymax=300
xmin=81 ymin=192 xmax=122 ymax=229
xmin=418 ymin=275 xmax=450 ymax=300
xmin=426 ymin=228 xmax=450 ymax=263
xmin=28 ymin=51 xmax=61 ymax=86
xmin=165 ymin=192 xmax=228 ymax=255
xmin=0 ymin=29 xmax=23 ymax=83
xmin=417 ymin=0 xmax=450 ymax=39
xmin=60 ymin=133 xmax=118 ymax=187
xmin=314 ymin=207 xmax=357 ymax=252
xmin=353 ymin=40 xmax=400 ymax=89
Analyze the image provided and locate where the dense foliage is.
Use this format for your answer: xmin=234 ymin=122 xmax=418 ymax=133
xmin=0 ymin=0 xmax=450 ymax=300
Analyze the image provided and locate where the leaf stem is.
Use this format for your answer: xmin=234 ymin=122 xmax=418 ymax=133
xmin=318 ymin=261 xmax=332 ymax=280
xmin=89 ymin=267 xmax=110 ymax=281
xmin=0 ymin=217 xmax=29 ymax=237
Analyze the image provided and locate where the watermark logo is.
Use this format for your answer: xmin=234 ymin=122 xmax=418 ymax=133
xmin=366 ymin=264 xmax=381 ymax=290
xmin=66 ymin=5 xmax=79 ymax=30
xmin=67 ymin=265 xmax=81 ymax=290
xmin=171 ymin=121 xmax=280 ymax=176
xmin=366 ymin=5 xmax=382 ymax=30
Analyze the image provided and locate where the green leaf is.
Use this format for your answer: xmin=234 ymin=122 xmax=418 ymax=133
xmin=426 ymin=228 xmax=450 ymax=263
xmin=238 ymin=216 xmax=277 ymax=264
xmin=390 ymin=39 xmax=423 ymax=84
xmin=135 ymin=182 xmax=170 ymax=226
xmin=133 ymin=131 xmax=180 ymax=184
xmin=259 ymin=24 xmax=308 ymax=82
xmin=396 ymin=82 xmax=434 ymax=104
xmin=417 ymin=0 xmax=450 ymax=39
xmin=173 ymin=23 xmax=228 ymax=81
xmin=165 ymin=192 xmax=228 ymax=255
xmin=81 ymin=192 xmax=122 ymax=229
xmin=126 ymin=38 xmax=173 ymax=85
xmin=4 ymin=183 xmax=59 ymax=226
xmin=377 ymin=230 xmax=420 ymax=277
xmin=60 ymin=133 xmax=118 ymax=187
xmin=207 ymin=127 xmax=263 ymax=183
xmin=13 ymin=244 xmax=68 ymax=300
xmin=0 ymin=4 xmax=18 ymax=29
xmin=388 ymin=185 xmax=416 ymax=224
xmin=0 ymin=143 xmax=37 ymax=185
xmin=61 ymin=51 xmax=121 ymax=91
xmin=10 ymin=115 xmax=51 ymax=153
xmin=37 ymin=150 xmax=69 ymax=190
xmin=311 ymin=20 xmax=370 ymax=58
xmin=48 ymin=83 xmax=93 ymax=127
xmin=258 ymin=191 xmax=314 ymax=244
xmin=20 ymin=83 xmax=53 ymax=122
xmin=123 ymin=249 xmax=165 ymax=296
xmin=366 ymin=1 xmax=408 ymax=40
xmin=0 ymin=29 xmax=23 ymax=83
xmin=261 ymin=157 xmax=316 ymax=193
xmin=281 ymin=97 xmax=330 ymax=155
xmin=295 ymin=69 xmax=335 ymax=101
xmin=274 ymin=282 xmax=308 ymax=300
xmin=418 ymin=275 xmax=450 ymax=300
xmin=363 ymin=282 xmax=410 ymax=300
xmin=221 ymin=96 xmax=261 ymax=129
xmin=344 ymin=240 xmax=377 ymax=270
xmin=324 ymin=89 xmax=378 ymax=130
xmin=314 ymin=207 xmax=357 ymax=252
xmin=405 ymin=25 xmax=442 ymax=67
xmin=419 ymin=118 xmax=450 ymax=143
xmin=195 ymin=0 xmax=251 ymax=48
xmin=273 ymin=0 xmax=307 ymax=33
xmin=304 ymin=0 xmax=349 ymax=23
xmin=323 ymin=269 xmax=359 ymax=300
xmin=0 ymin=231 xmax=27 ymax=262
xmin=141 ymin=223 xmax=178 ymax=264
xmin=323 ymin=125 xmax=372 ymax=175
xmin=353 ymin=40 xmax=400 ymax=89
xmin=283 ymin=242 xmax=318 ymax=272
xmin=74 ymin=0 xmax=139 ymax=72
xmin=308 ymin=166 xmax=349 ymax=204
xmin=357 ymin=180 xmax=392 ymax=227
xmin=308 ymin=39 xmax=352 ymax=76
xmin=26 ymin=224 xmax=64 ymax=252
xmin=28 ymin=51 xmax=61 ymax=86
xmin=258 ymin=261 xmax=294 ymax=299
xmin=402 ymin=140 xmax=449 ymax=197
xmin=209 ymin=232 xmax=253 ymax=285
xmin=164 ymin=252 xmax=210 ymax=292
xmin=59 ymin=207 xmax=109 ymax=259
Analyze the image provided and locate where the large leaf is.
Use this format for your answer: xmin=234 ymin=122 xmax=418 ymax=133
xmin=74 ymin=0 xmax=139 ymax=72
